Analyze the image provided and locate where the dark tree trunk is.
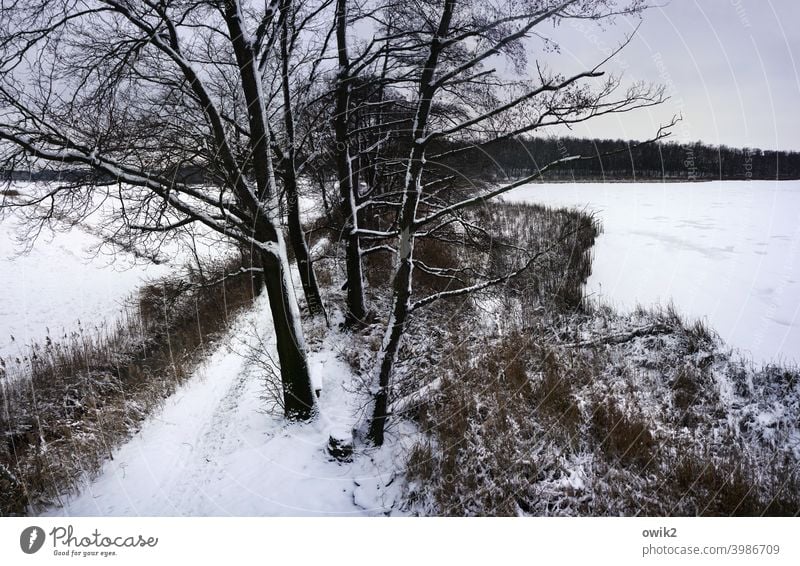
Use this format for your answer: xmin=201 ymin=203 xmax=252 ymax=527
xmin=366 ymin=255 xmax=412 ymax=445
xmin=247 ymin=247 xmax=265 ymax=297
xmin=334 ymin=0 xmax=367 ymax=326
xmin=319 ymin=175 xmax=332 ymax=222
xmin=285 ymin=171 xmax=327 ymax=320
xmin=260 ymin=248 xmax=316 ymax=420
xmin=279 ymin=0 xmax=327 ymax=321
xmin=367 ymin=0 xmax=455 ymax=445
xmin=224 ymin=1 xmax=316 ymax=419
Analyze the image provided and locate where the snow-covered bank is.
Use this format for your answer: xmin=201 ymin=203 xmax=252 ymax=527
xmin=505 ymin=180 xmax=800 ymax=366
xmin=405 ymin=303 xmax=800 ymax=516
xmin=41 ymin=295 xmax=408 ymax=516
xmin=0 ymin=182 xmax=234 ymax=360
xmin=0 ymin=212 xmax=168 ymax=359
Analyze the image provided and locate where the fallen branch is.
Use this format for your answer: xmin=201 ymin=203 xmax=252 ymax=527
xmin=561 ymin=323 xmax=671 ymax=348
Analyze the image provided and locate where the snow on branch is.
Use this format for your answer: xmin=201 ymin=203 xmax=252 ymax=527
xmin=410 ymin=250 xmax=542 ymax=312
xmin=561 ymin=324 xmax=672 ymax=349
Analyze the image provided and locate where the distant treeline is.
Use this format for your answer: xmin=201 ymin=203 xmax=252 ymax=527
xmin=5 ymin=138 xmax=800 ymax=183
xmin=2 ymin=165 xmax=210 ymax=184
xmin=439 ymin=137 xmax=800 ymax=181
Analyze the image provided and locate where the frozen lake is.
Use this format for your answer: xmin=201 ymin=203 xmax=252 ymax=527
xmin=506 ymin=181 xmax=800 ymax=366
xmin=0 ymin=183 xmax=226 ymax=360
xmin=0 ymin=215 xmax=169 ymax=360
xmin=3 ymin=180 xmax=798 ymax=367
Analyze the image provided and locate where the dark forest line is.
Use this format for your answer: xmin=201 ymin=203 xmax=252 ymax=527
xmin=439 ymin=137 xmax=800 ymax=181
xmin=5 ymin=137 xmax=800 ymax=184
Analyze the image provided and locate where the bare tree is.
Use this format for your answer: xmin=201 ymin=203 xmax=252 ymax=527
xmin=271 ymin=0 xmax=333 ymax=321
xmin=361 ymin=0 xmax=672 ymax=445
xmin=329 ymin=0 xmax=415 ymax=325
xmin=0 ymin=0 xmax=317 ymax=419
xmin=332 ymin=0 xmax=369 ymax=325
xmin=0 ymin=0 xmax=672 ymax=445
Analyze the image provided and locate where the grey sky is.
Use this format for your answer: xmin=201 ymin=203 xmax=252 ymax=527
xmin=539 ymin=0 xmax=800 ymax=151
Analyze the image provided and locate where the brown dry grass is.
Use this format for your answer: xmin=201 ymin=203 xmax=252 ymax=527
xmin=0 ymin=255 xmax=257 ymax=515
xmin=403 ymin=203 xmax=800 ymax=517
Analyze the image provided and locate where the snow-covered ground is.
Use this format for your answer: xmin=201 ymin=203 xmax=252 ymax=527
xmin=10 ymin=178 xmax=799 ymax=515
xmin=41 ymin=295 xmax=406 ymax=516
xmin=0 ymin=213 xmax=169 ymax=360
xmin=506 ymin=180 xmax=800 ymax=366
xmin=0 ymin=182 xmax=231 ymax=360
xmin=3 ymin=183 xmax=406 ymax=516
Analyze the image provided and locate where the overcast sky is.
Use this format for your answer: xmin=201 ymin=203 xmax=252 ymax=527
xmin=540 ymin=0 xmax=800 ymax=151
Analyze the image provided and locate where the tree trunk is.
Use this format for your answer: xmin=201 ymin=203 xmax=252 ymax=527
xmin=247 ymin=247 xmax=265 ymax=297
xmin=280 ymin=0 xmax=327 ymax=322
xmin=366 ymin=250 xmax=412 ymax=445
xmin=367 ymin=0 xmax=455 ymax=445
xmin=260 ymin=246 xmax=317 ymax=420
xmin=334 ymin=0 xmax=367 ymax=326
xmin=285 ymin=174 xmax=327 ymax=321
xmin=224 ymin=0 xmax=316 ymax=419
xmin=367 ymin=156 xmax=424 ymax=446
xmin=319 ymin=175 xmax=332 ymax=222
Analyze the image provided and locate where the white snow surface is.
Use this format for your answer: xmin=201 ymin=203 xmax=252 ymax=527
xmin=0 ymin=213 xmax=170 ymax=359
xmin=506 ymin=180 xmax=800 ymax=366
xmin=1 ymin=182 xmax=231 ymax=360
xmin=41 ymin=295 xmax=407 ymax=516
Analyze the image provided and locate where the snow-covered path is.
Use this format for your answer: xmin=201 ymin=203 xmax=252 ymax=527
xmin=42 ymin=295 xmax=405 ymax=516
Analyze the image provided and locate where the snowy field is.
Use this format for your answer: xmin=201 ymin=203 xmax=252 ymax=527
xmin=506 ymin=180 xmax=800 ymax=366
xmin=0 ymin=183 xmax=235 ymax=360
xmin=0 ymin=214 xmax=170 ymax=360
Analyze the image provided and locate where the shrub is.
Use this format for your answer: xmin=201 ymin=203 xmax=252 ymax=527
xmin=401 ymin=203 xmax=800 ymax=517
